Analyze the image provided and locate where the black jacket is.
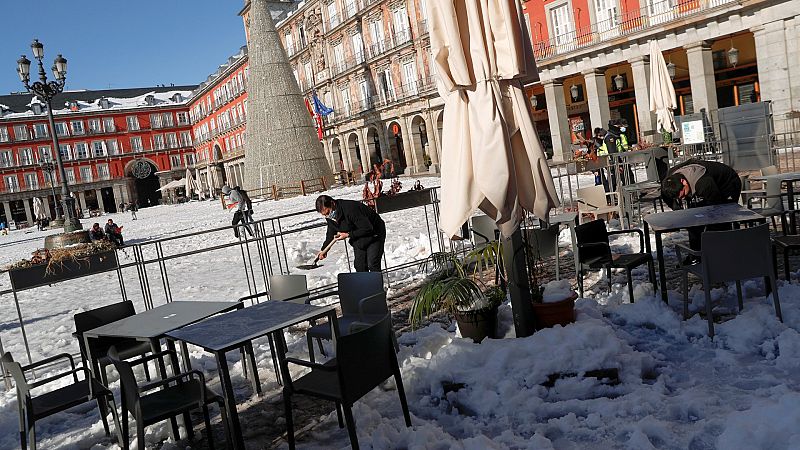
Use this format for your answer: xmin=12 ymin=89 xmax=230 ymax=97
xmin=666 ymin=159 xmax=742 ymax=209
xmin=321 ymin=199 xmax=386 ymax=251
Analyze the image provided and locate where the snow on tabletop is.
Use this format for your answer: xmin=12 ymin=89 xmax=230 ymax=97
xmin=2 ymin=174 xmax=800 ymax=449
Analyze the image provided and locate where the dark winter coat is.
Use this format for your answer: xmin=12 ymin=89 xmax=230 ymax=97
xmin=104 ymin=222 xmax=122 ymax=236
xmin=666 ymin=159 xmax=742 ymax=209
xmin=321 ymin=199 xmax=386 ymax=251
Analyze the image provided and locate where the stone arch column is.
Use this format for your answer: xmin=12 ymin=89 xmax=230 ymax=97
xmin=322 ymin=139 xmax=334 ymax=172
xmin=425 ymin=109 xmax=441 ymax=172
xmin=356 ymin=129 xmax=369 ymax=173
xmin=407 ymin=114 xmax=429 ymax=174
xmin=345 ymin=132 xmax=363 ymax=174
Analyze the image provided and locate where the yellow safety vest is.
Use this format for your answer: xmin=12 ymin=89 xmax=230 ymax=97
xmin=597 ymin=134 xmax=629 ymax=156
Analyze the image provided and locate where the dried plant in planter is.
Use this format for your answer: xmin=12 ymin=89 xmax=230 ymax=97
xmin=4 ymin=241 xmax=116 ymax=274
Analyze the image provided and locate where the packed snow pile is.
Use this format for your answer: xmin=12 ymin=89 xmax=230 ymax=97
xmin=1 ymin=175 xmax=800 ymax=449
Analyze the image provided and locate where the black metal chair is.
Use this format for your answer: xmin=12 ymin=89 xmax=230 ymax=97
xmin=575 ymin=219 xmax=656 ymax=302
xmin=1 ymin=351 xmax=121 ymax=450
xmin=771 ymin=209 xmax=800 ymax=282
xmin=306 ymin=272 xmax=386 ymax=342
xmin=107 ymin=346 xmax=229 ymax=450
xmin=280 ymin=314 xmax=412 ymax=450
xmin=73 ymin=301 xmax=152 ymax=387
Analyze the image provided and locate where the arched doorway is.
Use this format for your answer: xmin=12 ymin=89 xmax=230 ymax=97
xmin=410 ymin=115 xmax=429 ymax=170
xmin=347 ymin=132 xmax=363 ymax=173
xmin=366 ymin=127 xmax=383 ymax=167
xmin=128 ymin=158 xmax=161 ymax=208
xmin=387 ymin=121 xmax=407 ymax=173
xmin=330 ymin=138 xmax=344 ymax=172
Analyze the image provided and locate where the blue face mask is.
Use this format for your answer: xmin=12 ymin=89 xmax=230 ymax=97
xmin=325 ymin=210 xmax=337 ymax=220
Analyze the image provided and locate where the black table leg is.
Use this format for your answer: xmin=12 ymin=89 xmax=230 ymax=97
xmin=150 ymin=338 xmax=180 ymax=440
xmin=216 ymin=351 xmax=245 ymax=450
xmin=655 ymin=231 xmax=668 ymax=303
xmin=166 ymin=339 xmax=193 ymax=441
xmin=788 ymin=183 xmax=797 ymax=235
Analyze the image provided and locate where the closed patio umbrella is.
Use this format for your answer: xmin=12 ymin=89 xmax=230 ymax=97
xmin=430 ymin=0 xmax=559 ymax=239
xmin=649 ymin=40 xmax=677 ymax=134
xmin=184 ymin=168 xmax=196 ymax=198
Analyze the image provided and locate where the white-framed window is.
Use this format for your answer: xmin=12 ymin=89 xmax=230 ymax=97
xmin=170 ymin=154 xmax=182 ymax=169
xmin=71 ymin=120 xmax=85 ymax=135
xmin=210 ymin=118 xmax=216 ymax=133
xmin=403 ymin=60 xmax=418 ymax=95
xmin=333 ymin=43 xmax=345 ymax=73
xmin=88 ymin=118 xmax=102 ymax=133
xmin=97 ymin=163 xmax=110 ymax=180
xmin=4 ymin=175 xmax=20 ymax=192
xmin=92 ymin=141 xmax=106 ymax=157
xmin=18 ymin=148 xmax=34 ymax=166
xmin=33 ymin=123 xmax=49 ymax=138
xmin=151 ymin=113 xmax=163 ymax=129
xmin=352 ymin=32 xmax=364 ymax=63
xmin=177 ymin=112 xmax=189 ymax=125
xmin=74 ymin=142 xmax=89 ymax=159
xmin=328 ymin=1 xmax=339 ymax=28
xmin=54 ymin=122 xmax=69 ymax=137
xmin=106 ymin=139 xmax=119 ymax=155
xmin=38 ymin=146 xmax=51 ymax=162
xmin=369 ymin=20 xmax=386 ymax=56
xmin=0 ymin=150 xmax=14 ymax=168
xmin=340 ymin=86 xmax=351 ymax=114
xmin=154 ymin=134 xmax=165 ymax=150
xmin=185 ymin=152 xmax=196 ymax=166
xmin=126 ymin=115 xmax=140 ymax=131
xmin=103 ymin=117 xmax=115 ymax=132
xmin=0 ymin=127 xmax=9 ymax=142
xmin=304 ymin=61 xmax=314 ymax=87
xmin=162 ymin=112 xmax=174 ymax=127
xmin=166 ymin=133 xmax=178 ymax=148
xmin=24 ymin=173 xmax=38 ymax=190
xmin=79 ymin=166 xmax=92 ymax=182
xmin=43 ymin=169 xmax=56 ymax=185
xmin=393 ymin=7 xmax=411 ymax=44
xmin=64 ymin=168 xmax=75 ymax=184
xmin=344 ymin=0 xmax=357 ymax=17
xmin=59 ymin=144 xmax=71 ymax=161
xmin=236 ymin=134 xmax=242 ymax=148
xmin=14 ymin=125 xmax=30 ymax=141
xmin=180 ymin=131 xmax=192 ymax=147
xmin=130 ymin=136 xmax=143 ymax=152
xmin=380 ymin=68 xmax=396 ymax=100
xmin=285 ymin=31 xmax=295 ymax=55
xmin=593 ymin=0 xmax=619 ymax=37
xmin=359 ymin=78 xmax=370 ymax=107
xmin=550 ymin=3 xmax=576 ymax=46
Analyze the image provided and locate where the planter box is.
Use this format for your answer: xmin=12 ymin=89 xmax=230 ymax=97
xmin=8 ymin=250 xmax=118 ymax=290
xmin=375 ymin=188 xmax=434 ymax=214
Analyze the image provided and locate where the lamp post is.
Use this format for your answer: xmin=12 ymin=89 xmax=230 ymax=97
xmin=38 ymin=160 xmax=62 ymax=220
xmin=17 ymin=39 xmax=82 ymax=232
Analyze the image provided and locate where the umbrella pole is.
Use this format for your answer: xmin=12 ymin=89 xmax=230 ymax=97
xmin=502 ymin=227 xmax=535 ymax=337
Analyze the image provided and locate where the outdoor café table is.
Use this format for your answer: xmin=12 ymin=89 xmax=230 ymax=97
xmin=83 ymin=300 xmax=240 ymax=439
xmin=165 ymin=300 xmax=338 ymax=450
xmin=643 ymin=203 xmax=765 ymax=303
xmin=751 ymin=172 xmax=800 ymax=234
xmin=546 ymin=212 xmax=579 ymax=280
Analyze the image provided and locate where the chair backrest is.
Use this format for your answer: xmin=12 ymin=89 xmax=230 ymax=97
xmin=74 ymin=301 xmax=137 ymax=357
xmin=269 ymin=274 xmax=309 ymax=303
xmin=577 ymin=185 xmax=608 ymax=209
xmin=701 ymin=224 xmax=773 ymax=282
xmin=470 ymin=215 xmax=498 ymax=247
xmin=335 ymin=314 xmax=396 ymax=402
xmin=764 ymin=179 xmax=784 ymax=211
xmin=574 ymin=219 xmax=612 ymax=264
xmin=761 ymin=165 xmax=779 ymax=176
xmin=525 ymin=225 xmax=560 ymax=260
xmin=107 ymin=346 xmax=140 ymax=412
xmin=338 ymin=272 xmax=384 ymax=314
xmin=0 ymin=352 xmax=29 ymax=397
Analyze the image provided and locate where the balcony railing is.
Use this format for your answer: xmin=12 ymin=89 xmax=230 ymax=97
xmin=365 ymin=28 xmax=414 ymax=60
xmin=533 ymin=0 xmax=736 ymax=61
xmin=330 ymin=76 xmax=436 ymax=123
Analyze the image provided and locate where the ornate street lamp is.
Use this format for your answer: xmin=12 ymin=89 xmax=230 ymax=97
xmin=530 ymin=95 xmax=538 ymax=110
xmin=17 ymin=39 xmax=82 ymax=232
xmin=727 ymin=46 xmax=739 ymax=68
xmin=570 ymin=84 xmax=580 ymax=102
xmin=38 ymin=160 xmax=62 ymax=219
xmin=667 ymin=61 xmax=676 ymax=80
xmin=613 ymin=73 xmax=625 ymax=91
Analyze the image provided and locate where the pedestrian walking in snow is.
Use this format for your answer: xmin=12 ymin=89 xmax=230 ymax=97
xmin=222 ymin=185 xmax=254 ymax=238
xmin=315 ymin=194 xmax=386 ymax=272
xmin=129 ymin=201 xmax=138 ymax=220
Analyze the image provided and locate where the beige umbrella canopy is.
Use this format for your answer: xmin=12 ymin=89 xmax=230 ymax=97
xmin=184 ymin=168 xmax=197 ymax=198
xmin=649 ymin=40 xmax=677 ymax=134
xmin=430 ymin=0 xmax=559 ymax=238
xmin=33 ymin=197 xmax=47 ymax=220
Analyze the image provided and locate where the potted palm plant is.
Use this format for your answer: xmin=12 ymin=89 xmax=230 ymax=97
xmin=524 ymin=225 xmax=577 ymax=328
xmin=409 ymin=245 xmax=505 ymax=343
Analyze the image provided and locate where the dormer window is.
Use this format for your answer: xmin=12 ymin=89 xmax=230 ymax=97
xmin=99 ymin=98 xmax=110 ymax=109
xmin=171 ymin=93 xmax=183 ymax=103
xmin=31 ymin=103 xmax=43 ymax=115
xmin=145 ymin=95 xmax=155 ymax=106
xmin=68 ymin=101 xmax=79 ymax=111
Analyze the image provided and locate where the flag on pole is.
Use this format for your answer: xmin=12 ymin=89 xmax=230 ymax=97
xmin=312 ymin=93 xmax=334 ymax=116
xmin=303 ymin=98 xmax=314 ymax=117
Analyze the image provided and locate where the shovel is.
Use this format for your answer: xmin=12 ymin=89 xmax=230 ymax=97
xmin=296 ymin=238 xmax=339 ymax=270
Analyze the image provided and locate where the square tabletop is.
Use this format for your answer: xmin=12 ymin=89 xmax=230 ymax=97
xmin=84 ymin=301 xmax=239 ymax=340
xmin=644 ymin=203 xmax=764 ymax=232
xmin=548 ymin=211 xmax=578 ymax=225
xmin=165 ymin=301 xmax=336 ymax=353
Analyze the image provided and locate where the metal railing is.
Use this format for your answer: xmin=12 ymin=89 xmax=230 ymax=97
xmin=533 ymin=0 xmax=736 ymax=61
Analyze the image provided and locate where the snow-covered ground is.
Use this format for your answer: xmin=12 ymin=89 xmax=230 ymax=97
xmin=1 ymin=174 xmax=799 ymax=450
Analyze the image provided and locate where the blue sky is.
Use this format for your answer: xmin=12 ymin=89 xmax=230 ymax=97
xmin=0 ymin=1 xmax=247 ymax=94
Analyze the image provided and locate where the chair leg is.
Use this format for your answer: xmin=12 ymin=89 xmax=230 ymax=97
xmin=268 ymin=334 xmax=282 ymax=385
xmin=217 ymin=400 xmax=232 ymax=448
xmin=136 ymin=420 xmax=145 ymax=450
xmin=682 ymin=270 xmax=689 ymax=320
xmin=246 ymin=342 xmax=262 ymax=395
xmin=96 ymin=397 xmax=111 ymax=436
xmin=394 ymin=372 xmax=412 ymax=427
xmin=120 ymin=411 xmax=129 ymax=450
xmin=142 ymin=359 xmax=151 ymax=382
xmin=342 ymin=403 xmax=360 ymax=450
xmin=185 ymin=406 xmax=195 ymax=441
xmin=626 ymin=270 xmax=635 ymax=303
xmin=703 ymin=280 xmax=715 ymax=337
xmin=772 ymin=245 xmax=780 ymax=280
xmin=648 ymin=259 xmax=657 ymax=294
xmin=335 ymin=402 xmax=344 ymax=428
xmin=769 ymin=275 xmax=784 ymax=322
xmin=606 ymin=267 xmax=612 ymax=293
xmin=316 ymin=338 xmax=327 ymax=357
xmin=735 ymin=280 xmax=744 ymax=313
xmin=283 ymin=391 xmax=296 ymax=450
xmin=27 ymin=419 xmax=36 ymax=450
xmin=577 ymin=269 xmax=584 ymax=298
xmin=784 ymin=249 xmax=792 ymax=282
xmin=106 ymin=395 xmax=123 ymax=447
xmin=203 ymin=404 xmax=215 ymax=450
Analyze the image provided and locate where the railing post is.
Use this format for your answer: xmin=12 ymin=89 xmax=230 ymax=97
xmin=272 ymin=184 xmax=278 ymax=200
xmin=300 ymin=180 xmax=307 ymax=196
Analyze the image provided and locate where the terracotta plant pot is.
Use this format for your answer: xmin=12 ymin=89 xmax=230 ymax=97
xmin=532 ymin=291 xmax=578 ymax=329
xmin=454 ymin=305 xmax=499 ymax=343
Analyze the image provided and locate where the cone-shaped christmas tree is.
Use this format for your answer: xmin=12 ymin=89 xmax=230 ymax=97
xmin=244 ymin=0 xmax=332 ymax=191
